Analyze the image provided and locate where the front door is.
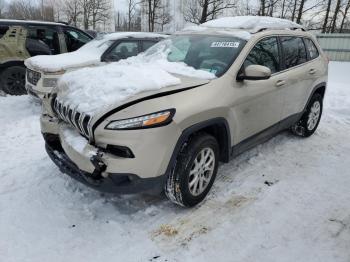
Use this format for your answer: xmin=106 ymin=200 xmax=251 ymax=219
xmin=233 ymin=36 xmax=285 ymax=143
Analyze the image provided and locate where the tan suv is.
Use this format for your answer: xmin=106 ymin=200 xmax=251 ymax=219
xmin=40 ymin=17 xmax=328 ymax=207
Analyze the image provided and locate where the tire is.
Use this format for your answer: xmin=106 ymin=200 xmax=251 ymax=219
xmin=165 ymin=133 xmax=219 ymax=207
xmin=291 ymin=93 xmax=323 ymax=137
xmin=0 ymin=66 xmax=27 ymax=95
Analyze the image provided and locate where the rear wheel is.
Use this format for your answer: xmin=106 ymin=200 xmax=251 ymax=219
xmin=291 ymin=93 xmax=323 ymax=137
xmin=0 ymin=66 xmax=26 ymax=95
xmin=165 ymin=133 xmax=219 ymax=207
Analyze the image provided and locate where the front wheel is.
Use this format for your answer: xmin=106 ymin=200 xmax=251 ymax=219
xmin=291 ymin=93 xmax=323 ymax=137
xmin=165 ymin=133 xmax=219 ymax=207
xmin=0 ymin=66 xmax=27 ymax=95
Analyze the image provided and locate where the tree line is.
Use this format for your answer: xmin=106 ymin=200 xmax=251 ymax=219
xmin=0 ymin=0 xmax=349 ymax=33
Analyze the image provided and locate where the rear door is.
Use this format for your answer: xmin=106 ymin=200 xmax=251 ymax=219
xmin=234 ymin=36 xmax=285 ymax=142
xmin=278 ymin=36 xmax=314 ymax=119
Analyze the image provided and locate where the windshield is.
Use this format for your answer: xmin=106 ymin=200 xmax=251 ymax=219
xmin=143 ymin=35 xmax=246 ymax=77
xmin=77 ymin=37 xmax=114 ymax=53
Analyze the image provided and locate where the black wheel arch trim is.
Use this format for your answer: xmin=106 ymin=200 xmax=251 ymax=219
xmin=164 ymin=117 xmax=231 ymax=178
xmin=0 ymin=60 xmax=25 ymax=71
xmin=304 ymin=82 xmax=327 ymax=111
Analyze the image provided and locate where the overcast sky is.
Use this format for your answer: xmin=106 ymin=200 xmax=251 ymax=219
xmin=114 ymin=0 xmax=127 ymax=13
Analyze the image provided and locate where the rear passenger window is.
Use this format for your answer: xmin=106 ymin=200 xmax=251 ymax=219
xmin=304 ymin=38 xmax=319 ymax=60
xmin=27 ymin=26 xmax=61 ymax=54
xmin=104 ymin=41 xmax=139 ymax=61
xmin=0 ymin=25 xmax=9 ymax=38
xmin=280 ymin=36 xmax=307 ymax=68
xmin=142 ymin=41 xmax=157 ymax=51
xmin=244 ymin=37 xmax=280 ymax=74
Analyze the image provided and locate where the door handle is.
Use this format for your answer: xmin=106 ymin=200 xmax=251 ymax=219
xmin=276 ymin=80 xmax=286 ymax=87
xmin=309 ymin=69 xmax=316 ymax=75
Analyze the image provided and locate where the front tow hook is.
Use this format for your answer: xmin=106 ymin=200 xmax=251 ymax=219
xmin=90 ymin=152 xmax=107 ymax=178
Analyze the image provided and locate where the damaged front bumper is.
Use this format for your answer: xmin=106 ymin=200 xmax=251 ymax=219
xmin=44 ymin=133 xmax=166 ymax=194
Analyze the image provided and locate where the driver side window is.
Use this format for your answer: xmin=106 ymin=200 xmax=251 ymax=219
xmin=104 ymin=41 xmax=139 ymax=62
xmin=64 ymin=28 xmax=91 ymax=52
xmin=244 ymin=37 xmax=280 ymax=74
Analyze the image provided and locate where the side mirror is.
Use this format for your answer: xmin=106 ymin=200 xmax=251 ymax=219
xmin=238 ymin=65 xmax=272 ymax=81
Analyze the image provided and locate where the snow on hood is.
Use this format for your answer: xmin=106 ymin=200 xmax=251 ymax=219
xmin=24 ymin=32 xmax=166 ymax=73
xmin=56 ymin=46 xmax=215 ymax=116
xmin=201 ymin=16 xmax=303 ymax=31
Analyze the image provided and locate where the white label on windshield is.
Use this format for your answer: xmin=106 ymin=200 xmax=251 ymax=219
xmin=211 ymin=42 xmax=240 ymax=48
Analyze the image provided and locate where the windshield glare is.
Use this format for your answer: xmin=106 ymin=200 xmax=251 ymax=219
xmin=78 ymin=38 xmax=114 ymax=53
xmin=143 ymin=35 xmax=246 ymax=77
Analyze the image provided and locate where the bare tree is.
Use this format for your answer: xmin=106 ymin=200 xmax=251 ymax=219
xmin=79 ymin=0 xmax=92 ymax=29
xmin=64 ymin=0 xmax=81 ymax=26
xmin=321 ymin=0 xmax=332 ymax=32
xmin=127 ymin=0 xmax=139 ymax=30
xmin=0 ymin=0 xmax=5 ymax=18
xmin=330 ymin=0 xmax=342 ymax=32
xmin=184 ymin=0 xmax=236 ymax=24
xmin=6 ymin=0 xmax=42 ymax=20
xmin=90 ymin=0 xmax=111 ymax=30
xmin=141 ymin=0 xmax=162 ymax=31
xmin=296 ymin=0 xmax=306 ymax=23
xmin=340 ymin=0 xmax=350 ymax=32
xmin=155 ymin=0 xmax=171 ymax=31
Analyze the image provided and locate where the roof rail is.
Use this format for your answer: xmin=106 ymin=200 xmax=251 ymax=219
xmin=255 ymin=26 xmax=306 ymax=33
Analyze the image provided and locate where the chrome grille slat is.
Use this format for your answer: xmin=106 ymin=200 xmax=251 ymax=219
xmin=51 ymin=98 xmax=91 ymax=140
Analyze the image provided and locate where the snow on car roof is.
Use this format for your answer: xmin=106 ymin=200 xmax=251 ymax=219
xmin=181 ymin=16 xmax=303 ymax=41
xmin=0 ymin=19 xmax=65 ymax=26
xmin=201 ymin=16 xmax=304 ymax=32
xmin=102 ymin=32 xmax=167 ymax=41
xmin=181 ymin=25 xmax=252 ymax=40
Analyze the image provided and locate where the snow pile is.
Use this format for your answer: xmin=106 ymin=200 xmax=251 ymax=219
xmin=201 ymin=16 xmax=303 ymax=31
xmin=57 ymin=41 xmax=215 ymax=115
xmin=61 ymin=126 xmax=94 ymax=157
xmin=182 ymin=25 xmax=208 ymax=32
xmin=24 ymin=32 xmax=166 ymax=73
xmin=182 ymin=24 xmax=252 ymax=40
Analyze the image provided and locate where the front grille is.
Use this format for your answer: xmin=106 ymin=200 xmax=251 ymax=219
xmin=52 ymin=98 xmax=92 ymax=139
xmin=27 ymin=69 xmax=41 ymax=85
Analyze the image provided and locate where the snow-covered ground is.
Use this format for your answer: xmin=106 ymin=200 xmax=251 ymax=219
xmin=1 ymin=62 xmax=350 ymax=262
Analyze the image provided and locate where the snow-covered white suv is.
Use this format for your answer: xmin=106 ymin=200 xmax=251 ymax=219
xmin=25 ymin=32 xmax=167 ymax=98
xmin=40 ymin=16 xmax=328 ymax=207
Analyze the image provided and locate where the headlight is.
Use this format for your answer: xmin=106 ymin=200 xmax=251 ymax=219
xmin=105 ymin=109 xmax=175 ymax=130
xmin=43 ymin=78 xmax=58 ymax=87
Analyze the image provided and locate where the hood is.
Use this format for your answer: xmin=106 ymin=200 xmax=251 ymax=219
xmin=54 ymin=55 xmax=215 ymax=118
xmin=25 ymin=51 xmax=103 ymax=73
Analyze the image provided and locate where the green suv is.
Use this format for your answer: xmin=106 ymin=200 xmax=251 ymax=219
xmin=0 ymin=19 xmax=92 ymax=95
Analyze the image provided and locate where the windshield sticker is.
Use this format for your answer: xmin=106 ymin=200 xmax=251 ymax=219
xmin=210 ymin=42 xmax=240 ymax=48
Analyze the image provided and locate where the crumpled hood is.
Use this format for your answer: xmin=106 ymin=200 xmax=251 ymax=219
xmin=90 ymin=74 xmax=210 ymax=122
xmin=54 ymin=55 xmax=215 ymax=118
